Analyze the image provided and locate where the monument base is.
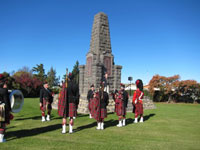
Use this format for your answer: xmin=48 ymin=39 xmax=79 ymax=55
xmin=52 ymin=94 xmax=156 ymax=114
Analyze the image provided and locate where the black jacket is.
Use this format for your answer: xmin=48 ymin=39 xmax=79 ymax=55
xmin=40 ymin=87 xmax=53 ymax=103
xmin=66 ymin=80 xmax=79 ymax=105
xmin=99 ymin=91 xmax=109 ymax=109
xmin=121 ymin=90 xmax=129 ymax=108
xmin=87 ymin=89 xmax=95 ymax=102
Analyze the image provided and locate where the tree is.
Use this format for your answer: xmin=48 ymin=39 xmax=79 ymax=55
xmin=13 ymin=71 xmax=42 ymax=97
xmin=72 ymin=60 xmax=79 ymax=85
xmin=32 ymin=64 xmax=46 ymax=82
xmin=62 ymin=61 xmax=79 ymax=84
xmin=46 ymin=67 xmax=59 ymax=88
xmin=149 ymin=74 xmax=200 ymax=103
xmin=149 ymin=74 xmax=180 ymax=102
xmin=173 ymin=80 xmax=200 ymax=103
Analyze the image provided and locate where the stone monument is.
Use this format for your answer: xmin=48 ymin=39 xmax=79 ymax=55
xmin=79 ymin=12 xmax=122 ymax=97
xmin=78 ymin=12 xmax=122 ymax=113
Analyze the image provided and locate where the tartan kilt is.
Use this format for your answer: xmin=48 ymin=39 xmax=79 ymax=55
xmin=58 ymin=88 xmax=67 ymax=117
xmin=100 ymin=108 xmax=107 ymax=119
xmin=68 ymin=103 xmax=77 ymax=117
xmin=115 ymin=102 xmax=126 ymax=116
xmin=93 ymin=108 xmax=107 ymax=122
xmin=40 ymin=98 xmax=51 ymax=112
xmin=90 ymin=97 xmax=98 ymax=119
xmin=134 ymin=103 xmax=143 ymax=115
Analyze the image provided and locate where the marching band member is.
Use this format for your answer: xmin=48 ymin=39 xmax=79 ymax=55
xmin=87 ymin=84 xmax=95 ymax=118
xmin=114 ymin=83 xmax=129 ymax=127
xmin=0 ymin=74 xmax=12 ymax=143
xmin=91 ymin=83 xmax=109 ymax=130
xmin=132 ymin=79 xmax=144 ymax=123
xmin=58 ymin=72 xmax=79 ymax=134
xmin=40 ymin=82 xmax=53 ymax=122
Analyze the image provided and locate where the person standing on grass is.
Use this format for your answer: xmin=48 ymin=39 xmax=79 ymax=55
xmin=114 ymin=83 xmax=129 ymax=127
xmin=132 ymin=79 xmax=144 ymax=123
xmin=0 ymin=74 xmax=12 ymax=143
xmin=58 ymin=72 xmax=79 ymax=134
xmin=87 ymin=84 xmax=95 ymax=118
xmin=91 ymin=83 xmax=109 ymax=130
xmin=40 ymin=81 xmax=54 ymax=122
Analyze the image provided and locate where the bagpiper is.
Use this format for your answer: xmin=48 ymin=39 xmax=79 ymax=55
xmin=0 ymin=74 xmax=12 ymax=143
xmin=87 ymin=84 xmax=95 ymax=118
xmin=58 ymin=72 xmax=79 ymax=134
xmin=132 ymin=79 xmax=144 ymax=123
xmin=40 ymin=81 xmax=54 ymax=122
xmin=114 ymin=83 xmax=129 ymax=127
xmin=90 ymin=83 xmax=109 ymax=130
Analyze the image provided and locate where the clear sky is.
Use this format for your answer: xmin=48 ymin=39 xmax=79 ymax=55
xmin=1 ymin=0 xmax=200 ymax=85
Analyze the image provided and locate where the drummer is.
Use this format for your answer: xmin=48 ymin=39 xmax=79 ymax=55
xmin=0 ymin=74 xmax=12 ymax=143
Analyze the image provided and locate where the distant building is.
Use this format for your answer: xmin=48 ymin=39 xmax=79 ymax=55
xmin=125 ymin=83 xmax=149 ymax=91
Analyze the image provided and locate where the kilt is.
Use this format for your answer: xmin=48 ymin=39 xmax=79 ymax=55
xmin=93 ymin=108 xmax=107 ymax=121
xmin=41 ymin=98 xmax=51 ymax=112
xmin=90 ymin=96 xmax=107 ymax=121
xmin=68 ymin=103 xmax=77 ymax=118
xmin=90 ymin=97 xmax=98 ymax=119
xmin=134 ymin=103 xmax=143 ymax=115
xmin=100 ymin=108 xmax=107 ymax=119
xmin=58 ymin=87 xmax=67 ymax=117
xmin=115 ymin=100 xmax=126 ymax=116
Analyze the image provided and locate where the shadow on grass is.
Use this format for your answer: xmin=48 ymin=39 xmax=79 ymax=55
xmin=144 ymin=113 xmax=155 ymax=121
xmin=104 ymin=113 xmax=156 ymax=128
xmin=15 ymin=115 xmax=60 ymax=121
xmin=126 ymin=113 xmax=155 ymax=124
xmin=74 ymin=122 xmax=97 ymax=132
xmin=15 ymin=115 xmax=42 ymax=121
xmin=6 ymin=123 xmax=61 ymax=141
xmin=104 ymin=119 xmax=118 ymax=128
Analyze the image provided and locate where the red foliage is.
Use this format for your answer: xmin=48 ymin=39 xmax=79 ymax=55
xmin=13 ymin=71 xmax=43 ymax=97
xmin=149 ymin=74 xmax=200 ymax=102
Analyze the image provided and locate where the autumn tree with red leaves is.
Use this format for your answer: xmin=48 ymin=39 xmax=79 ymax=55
xmin=13 ymin=71 xmax=43 ymax=97
xmin=149 ymin=74 xmax=200 ymax=103
xmin=173 ymin=80 xmax=200 ymax=103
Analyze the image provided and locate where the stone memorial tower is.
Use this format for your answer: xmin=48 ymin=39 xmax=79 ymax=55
xmin=78 ymin=12 xmax=122 ymax=113
xmin=79 ymin=12 xmax=122 ymax=96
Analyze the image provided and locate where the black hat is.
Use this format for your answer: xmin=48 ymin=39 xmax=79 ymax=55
xmin=136 ymin=79 xmax=143 ymax=91
xmin=90 ymin=84 xmax=94 ymax=88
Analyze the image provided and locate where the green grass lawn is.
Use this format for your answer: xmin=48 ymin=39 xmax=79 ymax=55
xmin=1 ymin=98 xmax=200 ymax=150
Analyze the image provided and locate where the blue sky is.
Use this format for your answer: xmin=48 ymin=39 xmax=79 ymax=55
xmin=0 ymin=0 xmax=200 ymax=85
